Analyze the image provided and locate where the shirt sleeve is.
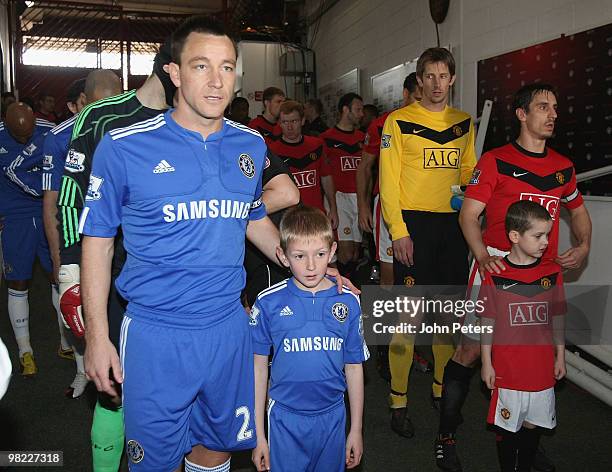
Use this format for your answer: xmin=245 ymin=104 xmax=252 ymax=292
xmin=42 ymin=131 xmax=65 ymax=192
xmin=78 ymin=135 xmax=127 ymax=238
xmin=460 ymin=121 xmax=477 ymax=186
xmin=464 ymin=151 xmax=498 ymax=205
xmin=249 ymin=165 xmax=267 ymax=221
xmin=379 ymin=114 xmax=408 ymax=240
xmin=249 ymin=300 xmax=272 ymax=355
xmin=363 ymin=119 xmax=381 ymax=156
xmin=552 ymin=270 xmax=567 ymax=317
xmin=4 ymin=135 xmax=45 ymax=197
xmin=262 ymin=148 xmax=291 ymax=185
xmin=344 ymin=294 xmax=370 ymax=364
xmin=560 ymin=167 xmax=584 ymax=210
xmin=477 ymin=273 xmax=498 ymax=320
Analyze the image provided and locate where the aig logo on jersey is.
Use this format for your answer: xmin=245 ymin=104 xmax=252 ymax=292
xmin=86 ymin=175 xmax=104 ymax=201
xmin=508 ymin=302 xmax=548 ymax=326
xmin=332 ymin=303 xmax=349 ymax=323
xmin=239 ymin=153 xmax=255 ymax=178
xmin=341 ymin=156 xmax=360 ymax=171
xmin=423 ymin=148 xmax=460 ymax=169
xmin=293 ymin=170 xmax=317 ymax=188
xmin=65 ymin=149 xmax=86 ymax=173
xmin=520 ymin=193 xmax=560 ymax=220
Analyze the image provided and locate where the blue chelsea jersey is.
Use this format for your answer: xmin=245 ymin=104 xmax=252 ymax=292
xmin=0 ymin=119 xmax=54 ymax=217
xmin=251 ymin=278 xmax=370 ymax=413
xmin=42 ymin=114 xmax=77 ymax=192
xmin=80 ymin=111 xmax=268 ymax=327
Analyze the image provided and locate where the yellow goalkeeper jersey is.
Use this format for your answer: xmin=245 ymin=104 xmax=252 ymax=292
xmin=379 ymin=101 xmax=476 ymax=240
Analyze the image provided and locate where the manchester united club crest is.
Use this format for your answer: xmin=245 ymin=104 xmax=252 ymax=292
xmin=332 ymin=303 xmax=349 ymax=323
xmin=343 ymin=227 xmax=351 ymax=235
xmin=309 ymin=152 xmax=317 ymax=161
xmin=239 ymin=153 xmax=255 ymax=178
xmin=500 ymin=408 xmax=511 ymax=420
xmin=453 ymin=125 xmax=463 ymax=137
xmin=541 ymin=277 xmax=552 ymax=289
xmin=555 ymin=172 xmax=565 ymax=184
xmin=127 ymin=440 xmax=145 ymax=464
xmin=386 ymin=247 xmax=393 ymax=257
xmin=404 ymin=276 xmax=415 ymax=287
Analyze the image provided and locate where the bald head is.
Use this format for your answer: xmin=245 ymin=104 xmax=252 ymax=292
xmin=84 ymin=70 xmax=122 ymax=103
xmin=5 ymin=102 xmax=35 ymax=144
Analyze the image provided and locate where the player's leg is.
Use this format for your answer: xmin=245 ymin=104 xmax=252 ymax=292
xmin=521 ymin=388 xmax=556 ymax=472
xmin=91 ymin=282 xmax=126 ymax=471
xmin=190 ymin=308 xmax=257 ymax=469
xmin=312 ymin=402 xmax=347 ymax=472
xmin=267 ymin=401 xmax=313 ymax=472
xmin=121 ymin=315 xmax=197 ymax=471
xmin=488 ymin=388 xmax=527 ymax=472
xmin=2 ymin=217 xmax=37 ymax=374
xmin=336 ymin=192 xmax=360 ymax=274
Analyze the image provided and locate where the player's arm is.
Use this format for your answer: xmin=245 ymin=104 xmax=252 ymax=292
xmin=356 ymin=150 xmax=376 ymax=232
xmin=556 ymin=204 xmax=591 ymax=269
xmin=480 ymin=319 xmax=495 ymax=390
xmin=553 ymin=273 xmax=567 ymax=380
xmin=252 ymin=353 xmax=270 ymax=471
xmin=43 ymin=191 xmax=61 ymax=282
xmin=345 ymin=363 xmax=364 ymax=469
xmin=82 ymin=235 xmax=122 ymax=396
xmin=321 ymin=175 xmax=338 ymax=229
xmin=459 ymin=197 xmax=506 ymax=275
xmin=261 ymin=150 xmax=299 ymax=214
xmin=379 ymin=116 xmax=412 ymax=265
xmin=460 ymin=121 xmax=477 ymax=186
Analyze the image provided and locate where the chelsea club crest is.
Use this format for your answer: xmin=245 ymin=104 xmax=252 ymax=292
xmin=239 ymin=153 xmax=255 ymax=178
xmin=332 ymin=303 xmax=349 ymax=323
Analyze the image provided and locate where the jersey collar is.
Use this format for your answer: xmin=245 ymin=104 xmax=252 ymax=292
xmin=511 ymin=141 xmax=547 ymax=158
xmin=503 ymin=255 xmax=542 ymax=269
xmin=164 ymin=109 xmax=227 ymax=142
xmin=287 ymin=277 xmax=338 ymax=298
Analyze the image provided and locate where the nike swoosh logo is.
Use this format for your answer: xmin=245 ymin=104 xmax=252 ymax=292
xmin=413 ymin=129 xmax=426 ymax=134
xmin=513 ymin=171 xmax=528 ymax=177
xmin=333 ymin=143 xmax=343 ymax=148
xmin=503 ymin=283 xmax=518 ymax=289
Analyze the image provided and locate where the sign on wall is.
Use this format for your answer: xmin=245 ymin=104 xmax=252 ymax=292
xmin=371 ymin=61 xmax=417 ymax=113
xmin=318 ymin=68 xmax=360 ymax=127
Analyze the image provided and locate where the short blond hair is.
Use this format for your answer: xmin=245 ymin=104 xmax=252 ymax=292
xmin=279 ymin=206 xmax=334 ymax=251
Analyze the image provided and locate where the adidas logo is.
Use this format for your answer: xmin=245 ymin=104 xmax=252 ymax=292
xmin=0 ymin=147 xmax=7 ymax=154
xmin=153 ymin=159 xmax=175 ymax=173
xmin=280 ymin=306 xmax=294 ymax=317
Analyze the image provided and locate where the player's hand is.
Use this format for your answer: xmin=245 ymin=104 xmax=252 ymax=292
xmin=555 ymin=244 xmax=589 ymax=270
xmin=326 ymin=267 xmax=361 ymax=295
xmin=477 ymin=254 xmax=506 ymax=276
xmin=554 ymin=358 xmax=566 ymax=380
xmin=481 ymin=364 xmax=496 ymax=389
xmin=251 ymin=438 xmax=270 ymax=471
xmin=345 ymin=430 xmax=363 ymax=469
xmin=358 ymin=204 xmax=373 ymax=233
xmin=392 ymin=236 xmax=414 ymax=267
xmin=329 ymin=209 xmax=339 ymax=230
xmin=58 ymin=264 xmax=85 ymax=337
xmin=84 ymin=335 xmax=123 ymax=397
xmin=0 ymin=216 xmax=4 ymax=231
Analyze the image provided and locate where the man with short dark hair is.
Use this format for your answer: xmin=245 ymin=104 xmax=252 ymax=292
xmin=36 ymin=92 xmax=59 ymax=123
xmin=303 ymin=98 xmax=328 ymax=136
xmin=380 ymin=47 xmax=476 ymax=440
xmin=434 ymin=82 xmax=591 ymax=472
xmin=1 ymin=91 xmax=16 ymax=118
xmin=81 ymin=16 xmax=282 ymax=471
xmin=228 ymin=96 xmax=250 ymax=125
xmin=360 ymin=104 xmax=379 ymax=133
xmin=320 ymin=92 xmax=364 ymax=276
xmin=248 ymin=86 xmax=285 ymax=142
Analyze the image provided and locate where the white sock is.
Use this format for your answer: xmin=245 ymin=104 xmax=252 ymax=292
xmin=8 ymin=288 xmax=31 ymax=356
xmin=74 ymin=350 xmax=85 ymax=373
xmin=51 ymin=284 xmax=70 ymax=350
xmin=184 ymin=458 xmax=230 ymax=472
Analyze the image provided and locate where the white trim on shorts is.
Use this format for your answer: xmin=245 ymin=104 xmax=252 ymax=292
xmin=462 ymin=246 xmax=510 ymax=341
xmin=267 ymin=398 xmax=275 ymax=451
xmin=373 ymin=194 xmax=393 ymax=263
xmin=335 ymin=191 xmax=362 ymax=242
xmin=490 ymin=387 xmax=556 ymax=432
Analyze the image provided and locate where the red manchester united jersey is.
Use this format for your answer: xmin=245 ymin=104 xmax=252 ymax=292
xmin=320 ymin=126 xmax=364 ymax=194
xmin=248 ymin=115 xmax=281 ymax=144
xmin=465 ymin=142 xmax=583 ymax=257
xmin=364 ymin=111 xmax=392 ymax=196
xmin=479 ymin=258 xmax=566 ymax=391
xmin=268 ymin=136 xmax=330 ymax=211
